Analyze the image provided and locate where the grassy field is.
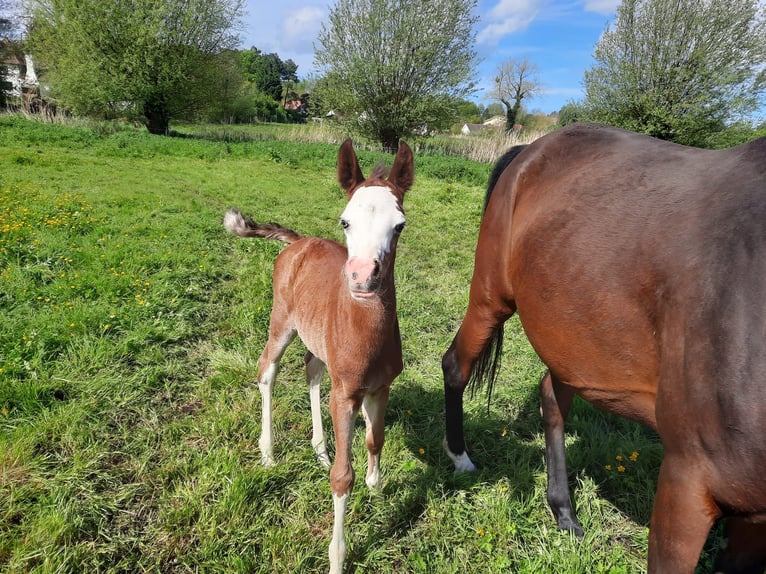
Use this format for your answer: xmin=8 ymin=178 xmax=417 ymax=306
xmin=0 ymin=116 xmax=719 ymax=573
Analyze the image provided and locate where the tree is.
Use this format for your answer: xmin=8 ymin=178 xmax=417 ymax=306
xmin=490 ymin=58 xmax=543 ymax=133
xmin=315 ymin=0 xmax=478 ymax=151
xmin=241 ymin=48 xmax=299 ymax=102
xmin=28 ymin=0 xmax=243 ymax=134
xmin=582 ymin=0 xmax=766 ymax=146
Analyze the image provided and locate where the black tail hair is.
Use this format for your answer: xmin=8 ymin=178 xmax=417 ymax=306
xmin=467 ymin=324 xmax=504 ymax=410
xmin=468 ymin=145 xmax=526 ymax=407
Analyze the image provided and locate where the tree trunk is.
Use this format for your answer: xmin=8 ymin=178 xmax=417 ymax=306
xmin=143 ymin=98 xmax=170 ymax=135
xmin=504 ymin=100 xmax=522 ymax=133
xmin=380 ymin=130 xmax=400 ymax=154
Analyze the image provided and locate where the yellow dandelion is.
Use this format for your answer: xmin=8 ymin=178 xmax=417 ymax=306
xmin=418 ymin=447 xmax=425 ymax=455
xmin=615 ymin=455 xmax=623 ymax=462
xmin=617 ymin=465 xmax=626 ymax=473
xmin=477 ymin=528 xmax=485 ymax=536
xmin=629 ymin=451 xmax=639 ymax=462
xmin=604 ymin=464 xmax=612 ymax=471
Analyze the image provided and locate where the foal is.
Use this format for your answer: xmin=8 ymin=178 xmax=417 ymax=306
xmin=224 ymin=139 xmax=413 ymax=574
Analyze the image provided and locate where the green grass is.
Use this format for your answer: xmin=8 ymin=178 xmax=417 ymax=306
xmin=0 ymin=116 xmax=719 ymax=573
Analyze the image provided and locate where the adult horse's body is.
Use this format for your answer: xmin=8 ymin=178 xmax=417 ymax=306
xmin=442 ymin=123 xmax=766 ymax=572
xmin=225 ymin=139 xmax=413 ymax=574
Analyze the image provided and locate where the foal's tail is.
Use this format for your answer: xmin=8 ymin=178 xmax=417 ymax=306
xmin=223 ymin=208 xmax=303 ymax=244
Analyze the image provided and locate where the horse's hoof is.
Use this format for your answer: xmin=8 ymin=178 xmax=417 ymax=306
xmin=558 ymin=521 xmax=584 ymax=538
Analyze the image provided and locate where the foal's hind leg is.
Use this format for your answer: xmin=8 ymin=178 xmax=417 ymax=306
xmin=540 ymin=370 xmax=583 ymax=536
xmin=257 ymin=320 xmax=296 ymax=467
xmin=305 ymin=352 xmax=331 ymax=468
xmin=442 ymin=300 xmax=515 ymax=472
xmin=361 ymin=385 xmax=390 ymax=489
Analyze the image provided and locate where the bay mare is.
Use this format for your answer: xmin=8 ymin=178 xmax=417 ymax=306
xmin=442 ymin=123 xmax=766 ymax=572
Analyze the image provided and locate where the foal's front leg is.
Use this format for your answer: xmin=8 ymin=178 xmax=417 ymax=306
xmin=361 ymin=385 xmax=390 ymax=489
xmin=328 ymin=387 xmax=361 ymax=574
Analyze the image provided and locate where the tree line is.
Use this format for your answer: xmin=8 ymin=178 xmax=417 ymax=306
xmin=5 ymin=0 xmax=765 ymax=149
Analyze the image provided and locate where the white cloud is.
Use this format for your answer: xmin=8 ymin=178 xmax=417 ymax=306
xmin=281 ymin=6 xmax=325 ymax=53
xmin=583 ymin=0 xmax=619 ymax=15
xmin=478 ymin=0 xmax=544 ymax=45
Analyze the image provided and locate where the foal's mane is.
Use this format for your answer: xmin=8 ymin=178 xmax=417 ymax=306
xmin=370 ymin=162 xmax=390 ymax=180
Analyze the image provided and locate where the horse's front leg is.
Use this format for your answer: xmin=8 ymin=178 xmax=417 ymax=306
xmin=327 ymin=386 xmax=361 ymax=574
xmin=540 ymin=370 xmax=583 ymax=536
xmin=361 ymin=385 xmax=390 ymax=489
xmin=648 ymin=456 xmax=718 ymax=573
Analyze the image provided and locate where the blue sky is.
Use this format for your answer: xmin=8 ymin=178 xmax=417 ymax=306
xmin=242 ymin=0 xmax=620 ymax=114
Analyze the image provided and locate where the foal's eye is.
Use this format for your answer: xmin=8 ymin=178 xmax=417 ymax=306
xmin=340 ymin=219 xmax=349 ymax=230
xmin=394 ymin=222 xmax=405 ymax=234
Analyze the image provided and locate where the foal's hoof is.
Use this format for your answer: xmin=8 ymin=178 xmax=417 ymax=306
xmin=316 ymin=451 xmax=332 ymax=469
xmin=260 ymin=455 xmax=276 ymax=467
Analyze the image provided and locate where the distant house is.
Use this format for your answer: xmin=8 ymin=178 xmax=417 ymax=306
xmin=461 ymin=123 xmax=489 ymax=136
xmin=1 ymin=37 xmax=39 ymax=99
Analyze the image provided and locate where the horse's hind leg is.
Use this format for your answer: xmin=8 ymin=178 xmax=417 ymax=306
xmin=714 ymin=519 xmax=766 ymax=574
xmin=442 ymin=300 xmax=515 ymax=472
xmin=256 ymin=316 xmax=296 ymax=467
xmin=361 ymin=385 xmax=390 ymax=489
xmin=540 ymin=370 xmax=583 ymax=536
xmin=305 ymin=352 xmax=331 ymax=468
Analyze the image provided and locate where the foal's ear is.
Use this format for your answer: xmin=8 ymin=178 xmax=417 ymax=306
xmin=337 ymin=138 xmax=365 ymax=197
xmin=388 ymin=141 xmax=414 ymax=195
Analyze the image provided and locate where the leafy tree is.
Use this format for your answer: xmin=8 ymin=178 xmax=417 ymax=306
xmin=241 ymin=48 xmax=298 ymax=102
xmin=482 ymin=102 xmax=505 ymax=120
xmin=557 ymin=101 xmax=584 ymax=127
xmin=490 ymin=57 xmax=543 ymax=133
xmin=315 ymin=0 xmax=478 ymax=151
xmin=582 ymin=0 xmax=766 ymax=146
xmin=28 ymin=0 xmax=243 ymax=134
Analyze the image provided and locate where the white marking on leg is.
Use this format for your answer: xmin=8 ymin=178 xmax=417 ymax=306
xmin=365 ymin=453 xmax=381 ymax=489
xmin=328 ymin=492 xmax=348 ymax=574
xmin=362 ymin=394 xmax=384 ymax=489
xmin=258 ymin=363 xmax=277 ymax=467
xmin=307 ymin=357 xmax=331 ymax=468
xmin=442 ymin=437 xmax=476 ymax=473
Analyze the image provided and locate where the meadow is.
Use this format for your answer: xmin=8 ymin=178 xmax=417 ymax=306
xmin=0 ymin=116 xmax=717 ymax=572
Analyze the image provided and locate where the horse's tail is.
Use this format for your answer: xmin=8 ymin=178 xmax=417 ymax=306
xmin=482 ymin=144 xmax=527 ymax=214
xmin=466 ymin=145 xmax=527 ymax=406
xmin=467 ymin=324 xmax=504 ymax=409
xmin=223 ymin=209 xmax=303 ymax=244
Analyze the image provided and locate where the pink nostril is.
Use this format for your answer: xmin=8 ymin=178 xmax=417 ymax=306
xmin=346 ymin=257 xmax=377 ymax=286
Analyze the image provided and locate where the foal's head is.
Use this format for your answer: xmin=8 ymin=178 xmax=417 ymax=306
xmin=336 ymin=139 xmax=414 ymax=300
